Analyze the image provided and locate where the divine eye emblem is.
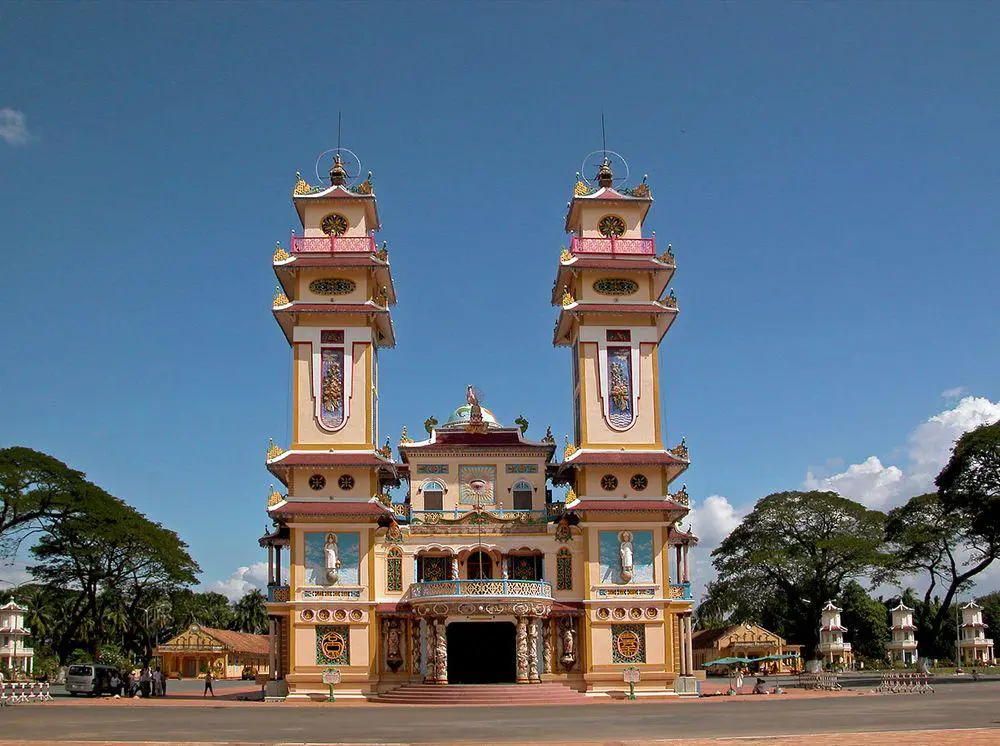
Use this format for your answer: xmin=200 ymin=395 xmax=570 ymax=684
xmin=338 ymin=474 xmax=355 ymax=490
xmin=469 ymin=479 xmax=487 ymax=491
xmin=320 ymin=213 xmax=349 ymax=236
xmin=598 ymin=214 xmax=626 ymax=237
xmin=630 ymin=474 xmax=648 ymax=491
xmin=309 ymin=474 xmax=326 ymax=491
xmin=601 ymin=474 xmax=619 ymax=491
xmin=310 ymin=278 xmax=356 ymax=295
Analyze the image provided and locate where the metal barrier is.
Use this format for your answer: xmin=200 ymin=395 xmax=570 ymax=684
xmin=798 ymin=672 xmax=842 ymax=691
xmin=873 ymin=671 xmax=934 ymax=694
xmin=0 ymin=681 xmax=53 ymax=705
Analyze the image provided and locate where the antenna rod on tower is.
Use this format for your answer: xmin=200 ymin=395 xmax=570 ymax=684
xmin=601 ymin=112 xmax=607 ymax=160
xmin=337 ymin=111 xmax=342 ymax=151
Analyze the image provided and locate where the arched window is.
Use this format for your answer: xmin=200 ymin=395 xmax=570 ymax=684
xmin=467 ymin=550 xmax=493 ymax=580
xmin=512 ymin=480 xmax=533 ymax=511
xmin=386 ymin=547 xmax=403 ymax=592
xmin=422 ymin=481 xmax=444 ymax=511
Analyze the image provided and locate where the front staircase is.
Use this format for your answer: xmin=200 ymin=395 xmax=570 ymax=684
xmin=369 ymin=682 xmax=588 ymax=705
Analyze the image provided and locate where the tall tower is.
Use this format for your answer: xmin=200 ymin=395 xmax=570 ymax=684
xmin=261 ymin=150 xmax=401 ymax=699
xmin=551 ymin=153 xmax=698 ymax=694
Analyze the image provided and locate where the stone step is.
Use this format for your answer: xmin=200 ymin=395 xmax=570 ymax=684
xmin=370 ymin=682 xmax=588 ymax=705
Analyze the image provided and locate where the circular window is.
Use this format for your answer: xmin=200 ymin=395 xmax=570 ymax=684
xmin=320 ymin=213 xmax=349 ymax=236
xmin=338 ymin=474 xmax=355 ymax=490
xmin=630 ymin=474 xmax=648 ymax=492
xmin=309 ymin=474 xmax=326 ymax=491
xmin=601 ymin=474 xmax=619 ymax=491
xmin=598 ymin=214 xmax=626 ymax=237
xmin=310 ymin=278 xmax=356 ymax=295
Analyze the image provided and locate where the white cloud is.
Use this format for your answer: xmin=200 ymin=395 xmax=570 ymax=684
xmin=804 ymin=395 xmax=1000 ymax=510
xmin=686 ymin=494 xmax=745 ymax=602
xmin=0 ymin=560 xmax=32 ymax=590
xmin=207 ymin=561 xmax=269 ymax=602
xmin=941 ymin=386 xmax=966 ymax=400
xmin=0 ymin=108 xmax=31 ymax=145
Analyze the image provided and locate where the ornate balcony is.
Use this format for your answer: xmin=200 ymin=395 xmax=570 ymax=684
xmin=668 ymin=582 xmax=693 ymax=600
xmin=407 ymin=579 xmax=552 ymax=617
xmin=408 ymin=509 xmax=549 ymax=535
xmin=570 ymin=235 xmax=655 ymax=256
xmin=291 ymin=234 xmax=377 ymax=254
xmin=267 ymin=584 xmax=290 ymax=602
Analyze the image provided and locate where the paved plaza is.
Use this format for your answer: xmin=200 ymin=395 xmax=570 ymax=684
xmin=2 ymin=681 xmax=999 ymax=745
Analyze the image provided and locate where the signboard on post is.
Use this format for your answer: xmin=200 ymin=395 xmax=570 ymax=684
xmin=322 ymin=668 xmax=341 ymax=701
xmin=623 ymin=667 xmax=640 ymax=700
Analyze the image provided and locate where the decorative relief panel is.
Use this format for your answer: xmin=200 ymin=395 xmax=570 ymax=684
xmin=598 ymin=214 xmax=627 ymax=237
xmin=607 ymin=346 xmax=634 ymax=428
xmin=310 ymin=278 xmax=356 ymax=296
xmin=459 ymin=464 xmax=496 ymax=505
xmin=506 ymin=464 xmax=539 ymax=474
xmin=599 ymin=530 xmax=653 ymax=585
xmin=556 ymin=549 xmax=573 ymax=591
xmin=611 ymin=624 xmax=646 ymax=664
xmin=416 ymin=464 xmax=449 ymax=475
xmin=321 ymin=330 xmax=344 ymax=344
xmin=320 ymin=213 xmax=349 ymax=236
xmin=593 ymin=278 xmax=639 ymax=296
xmin=320 ymin=348 xmax=345 ymax=429
xmin=316 ymin=625 xmax=350 ymax=665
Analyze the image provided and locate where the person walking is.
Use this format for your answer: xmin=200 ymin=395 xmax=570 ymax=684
xmin=158 ymin=668 xmax=167 ymax=697
xmin=203 ymin=669 xmax=214 ymax=698
xmin=139 ymin=667 xmax=151 ymax=698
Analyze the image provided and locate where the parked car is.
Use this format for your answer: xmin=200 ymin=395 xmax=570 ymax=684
xmin=64 ymin=664 xmax=121 ymax=697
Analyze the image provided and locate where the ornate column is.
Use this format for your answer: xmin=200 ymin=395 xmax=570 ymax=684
xmin=434 ymin=617 xmax=448 ymax=684
xmin=683 ymin=545 xmax=690 ymax=583
xmin=543 ymin=619 xmax=554 ymax=675
xmin=527 ymin=617 xmax=539 ymax=682
xmin=267 ymin=545 xmax=274 ymax=585
xmin=677 ymin=613 xmax=687 ymax=675
xmin=515 ymin=617 xmax=529 ymax=683
xmin=425 ymin=619 xmax=436 ymax=683
xmin=274 ymin=546 xmax=282 ymax=585
xmin=410 ymin=618 xmax=421 ymax=677
xmin=685 ymin=614 xmax=695 ymax=676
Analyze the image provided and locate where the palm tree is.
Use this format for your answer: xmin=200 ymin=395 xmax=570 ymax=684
xmin=231 ymin=590 xmax=267 ymax=634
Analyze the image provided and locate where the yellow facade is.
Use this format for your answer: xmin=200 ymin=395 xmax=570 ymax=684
xmin=260 ymin=151 xmax=698 ymax=701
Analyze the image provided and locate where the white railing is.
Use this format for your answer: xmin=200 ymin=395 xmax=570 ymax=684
xmin=410 ymin=579 xmax=552 ymax=600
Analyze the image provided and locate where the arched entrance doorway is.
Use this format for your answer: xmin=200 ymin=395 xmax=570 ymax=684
xmin=467 ymin=550 xmax=493 ymax=579
xmin=447 ymin=622 xmax=515 ymax=683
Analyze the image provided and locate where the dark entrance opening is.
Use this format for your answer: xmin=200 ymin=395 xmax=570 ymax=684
xmin=447 ymin=622 xmax=516 ymax=684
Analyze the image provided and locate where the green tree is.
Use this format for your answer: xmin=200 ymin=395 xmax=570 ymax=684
xmin=231 ymin=589 xmax=267 ymax=634
xmin=839 ymin=581 xmax=888 ymax=663
xmin=881 ymin=492 xmax=999 ymax=657
xmin=978 ymin=591 xmax=1000 ymax=644
xmin=0 ymin=447 xmax=91 ymax=558
xmin=707 ymin=490 xmax=887 ymax=652
xmin=29 ymin=486 xmax=199 ymax=659
xmin=166 ymin=590 xmax=234 ymax=633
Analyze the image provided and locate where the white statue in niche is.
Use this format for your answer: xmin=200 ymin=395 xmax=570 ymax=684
xmin=324 ymin=533 xmax=342 ymax=585
xmin=619 ymin=530 xmax=634 ymax=583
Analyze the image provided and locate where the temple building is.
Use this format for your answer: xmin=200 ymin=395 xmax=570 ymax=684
xmin=818 ymin=600 xmax=853 ymax=669
xmin=155 ymin=624 xmax=269 ymax=680
xmin=692 ymin=623 xmax=801 ymax=674
xmin=0 ymin=601 xmax=34 ymax=677
xmin=958 ymin=600 xmax=995 ymax=666
xmin=259 ymin=149 xmax=698 ymax=700
xmin=886 ymin=601 xmax=918 ymax=665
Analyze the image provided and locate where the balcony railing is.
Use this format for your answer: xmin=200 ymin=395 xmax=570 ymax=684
xmin=410 ymin=579 xmax=553 ymax=600
xmin=570 ymin=235 xmax=655 ymax=256
xmin=267 ymin=584 xmax=290 ymax=602
xmin=291 ymin=234 xmax=377 ymax=254
xmin=669 ymin=582 xmax=693 ymax=600
xmin=409 ymin=509 xmax=549 ymax=526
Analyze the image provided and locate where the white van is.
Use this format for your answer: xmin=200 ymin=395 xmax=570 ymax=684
xmin=64 ymin=664 xmax=119 ymax=696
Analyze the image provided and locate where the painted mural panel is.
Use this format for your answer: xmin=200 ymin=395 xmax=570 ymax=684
xmin=607 ymin=346 xmax=634 ymax=428
xmin=304 ymin=532 xmax=360 ymax=586
xmin=598 ymin=530 xmax=653 ymax=584
xmin=320 ymin=348 xmax=345 ymax=428
xmin=458 ymin=464 xmax=496 ymax=505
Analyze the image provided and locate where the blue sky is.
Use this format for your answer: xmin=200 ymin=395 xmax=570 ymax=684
xmin=2 ymin=3 xmax=999 ymax=598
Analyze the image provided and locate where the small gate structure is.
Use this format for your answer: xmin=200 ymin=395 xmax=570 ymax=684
xmin=873 ymin=671 xmax=934 ymax=694
xmin=0 ymin=681 xmax=54 ymax=706
xmin=799 ymin=672 xmax=841 ymax=691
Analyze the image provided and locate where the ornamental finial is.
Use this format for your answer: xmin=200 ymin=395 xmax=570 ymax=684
xmin=267 ymin=484 xmax=284 ymax=508
xmin=543 ymin=426 xmax=554 ymax=443
xmin=597 ymin=157 xmax=614 ymax=188
xmin=561 ymin=285 xmax=575 ymax=307
xmin=272 ymin=286 xmax=290 ymax=308
xmin=563 ymin=436 xmax=577 ymax=459
xmin=660 ymin=243 xmax=675 ymax=264
xmin=560 ymin=245 xmax=572 ymax=262
xmin=565 ymin=486 xmax=578 ymax=504
xmin=399 ymin=425 xmax=413 ymax=445
xmin=273 ymin=240 xmax=291 ymax=263
xmin=329 ymin=153 xmax=348 ymax=185
xmin=515 ymin=415 xmax=529 ymax=435
xmin=423 ymin=415 xmax=438 ymax=435
xmin=266 ymin=438 xmax=284 ymax=461
xmin=375 ymin=241 xmax=389 ymax=262
xmin=293 ymin=171 xmax=313 ymax=196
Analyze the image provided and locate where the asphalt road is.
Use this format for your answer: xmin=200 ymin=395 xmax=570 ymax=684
xmin=3 ymin=682 xmax=1000 ymax=744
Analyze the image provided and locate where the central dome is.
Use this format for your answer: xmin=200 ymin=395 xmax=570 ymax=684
xmin=440 ymin=404 xmax=502 ymax=430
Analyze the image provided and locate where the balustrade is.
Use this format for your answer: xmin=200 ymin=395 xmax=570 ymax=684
xmin=291 ymin=234 xmax=377 ymax=254
xmin=410 ymin=578 xmax=553 ymax=600
xmin=669 ymin=582 xmax=693 ymax=600
xmin=570 ymin=235 xmax=655 ymax=256
xmin=409 ymin=509 xmax=548 ymax=526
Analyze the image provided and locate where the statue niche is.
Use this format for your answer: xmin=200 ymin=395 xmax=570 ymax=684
xmin=619 ymin=530 xmax=634 ymax=583
xmin=324 ymin=532 xmax=342 ymax=585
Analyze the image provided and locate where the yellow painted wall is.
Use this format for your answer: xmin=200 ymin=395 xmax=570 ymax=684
xmin=578 ymin=270 xmax=654 ymax=303
xmin=294 ymin=341 xmax=372 ymax=447
xmin=577 ymin=203 xmax=646 ymax=239
xmin=302 ymin=202 xmax=371 ymax=238
xmin=579 ymin=342 xmax=660 ymax=447
xmin=408 ymin=456 xmax=548 ymax=512
xmin=296 ymin=268 xmax=371 ymax=303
